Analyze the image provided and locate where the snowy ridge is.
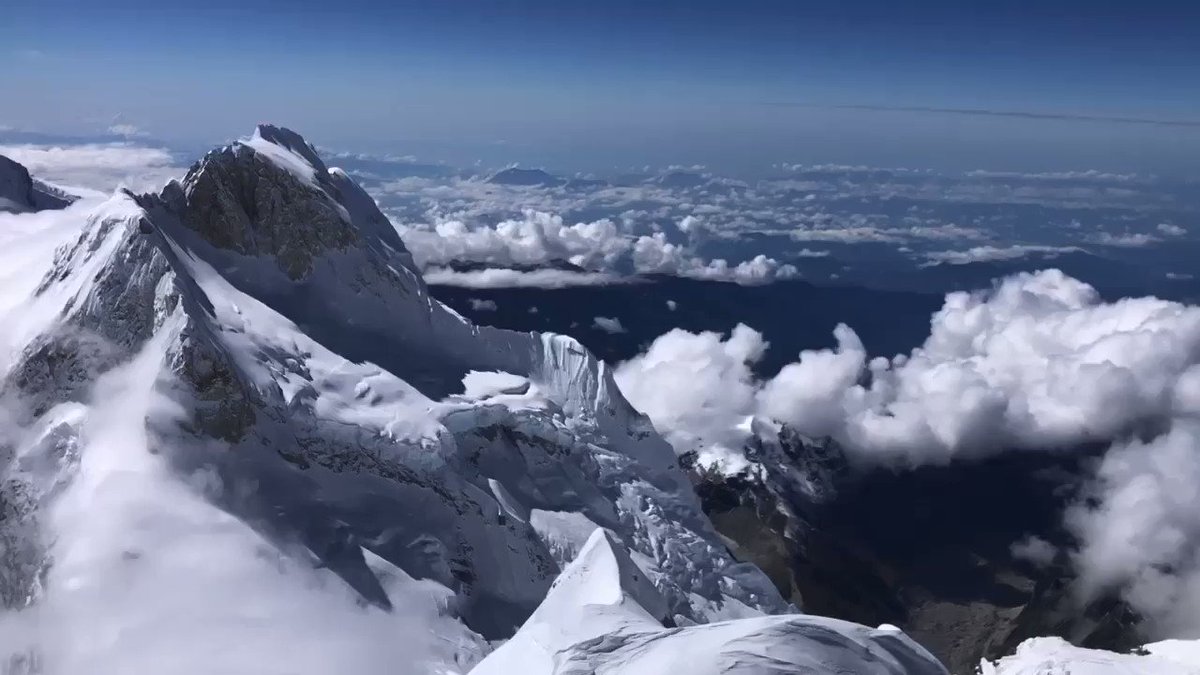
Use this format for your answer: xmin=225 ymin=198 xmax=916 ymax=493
xmin=476 ymin=528 xmax=949 ymax=675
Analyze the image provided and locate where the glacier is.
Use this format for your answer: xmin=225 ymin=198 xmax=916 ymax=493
xmin=0 ymin=126 xmax=952 ymax=673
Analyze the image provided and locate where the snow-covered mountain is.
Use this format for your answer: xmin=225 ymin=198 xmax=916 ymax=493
xmin=0 ymin=126 xmax=950 ymax=673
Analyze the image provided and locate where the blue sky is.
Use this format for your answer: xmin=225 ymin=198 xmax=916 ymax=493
xmin=3 ymin=0 xmax=1199 ymax=173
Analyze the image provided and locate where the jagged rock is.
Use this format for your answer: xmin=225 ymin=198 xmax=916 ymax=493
xmin=0 ymin=156 xmax=36 ymax=214
xmin=0 ymin=155 xmax=75 ymax=214
xmin=686 ymin=427 xmax=1143 ymax=674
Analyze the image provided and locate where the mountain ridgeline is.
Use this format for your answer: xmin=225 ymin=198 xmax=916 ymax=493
xmin=0 ymin=127 xmax=949 ymax=674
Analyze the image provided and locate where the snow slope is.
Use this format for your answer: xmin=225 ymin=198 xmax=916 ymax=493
xmin=0 ymin=124 xmax=944 ymax=673
xmin=474 ymin=528 xmax=949 ymax=675
xmin=983 ymin=637 xmax=1200 ymax=675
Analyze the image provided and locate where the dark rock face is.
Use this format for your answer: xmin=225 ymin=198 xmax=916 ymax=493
xmin=0 ymin=155 xmax=75 ymax=214
xmin=0 ymin=155 xmax=36 ymax=214
xmin=685 ymin=433 xmax=1143 ymax=674
xmin=174 ymin=144 xmax=357 ymax=280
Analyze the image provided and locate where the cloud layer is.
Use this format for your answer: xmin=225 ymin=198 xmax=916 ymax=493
xmin=614 ymin=269 xmax=1200 ymax=636
xmin=0 ymin=143 xmax=183 ymax=194
xmin=399 ymin=211 xmax=798 ymax=286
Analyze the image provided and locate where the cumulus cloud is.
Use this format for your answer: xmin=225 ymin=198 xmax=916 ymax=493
xmin=1010 ymin=535 xmax=1057 ymax=568
xmin=790 ymin=227 xmax=907 ymax=244
xmin=399 ymin=210 xmax=631 ymax=270
xmin=366 ymin=150 xmax=1182 ymax=292
xmin=0 ymin=143 xmax=181 ymax=193
xmin=755 ymin=270 xmax=1200 ymax=465
xmin=423 ymin=266 xmax=627 ymax=288
xmin=1067 ymin=423 xmax=1200 ymax=638
xmin=922 ymin=244 xmax=1084 ymax=266
xmin=630 ymin=232 xmax=797 ymax=284
xmin=1157 ymin=222 xmax=1187 ymax=237
xmin=614 ymin=268 xmax=1200 ymax=637
xmin=614 ymin=325 xmax=766 ymax=471
xmin=399 ymin=212 xmax=799 ymax=286
xmin=592 ymin=316 xmax=626 ymax=334
xmin=1088 ymin=231 xmax=1160 ymax=247
xmin=468 ymin=298 xmax=497 ymax=311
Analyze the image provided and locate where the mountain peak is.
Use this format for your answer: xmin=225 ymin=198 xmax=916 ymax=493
xmin=250 ymin=123 xmax=328 ymax=175
xmin=163 ymin=124 xmax=421 ymax=282
xmin=487 ymin=167 xmax=564 ymax=187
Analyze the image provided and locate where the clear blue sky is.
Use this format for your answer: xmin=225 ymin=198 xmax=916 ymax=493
xmin=4 ymin=0 xmax=1199 ymax=173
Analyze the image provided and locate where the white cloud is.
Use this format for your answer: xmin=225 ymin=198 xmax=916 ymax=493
xmin=468 ymin=298 xmax=497 ymax=311
xmin=108 ymin=124 xmax=148 ymax=138
xmin=677 ymin=214 xmax=705 ymax=235
xmin=630 ymin=233 xmax=797 ymax=285
xmin=790 ymin=227 xmax=905 ymax=244
xmin=614 ymin=268 xmax=1200 ymax=637
xmin=1067 ymin=423 xmax=1200 ymax=637
xmin=422 ymin=266 xmax=627 ymax=288
xmin=964 ymin=169 xmax=1143 ymax=183
xmin=1158 ymin=222 xmax=1187 ymax=237
xmin=922 ymin=244 xmax=1083 ymax=266
xmin=614 ymin=325 xmax=766 ymax=471
xmin=592 ymin=316 xmax=626 ymax=334
xmin=758 ymin=270 xmax=1200 ymax=465
xmin=398 ymin=211 xmax=798 ymax=287
xmin=0 ymin=143 xmax=181 ymax=193
xmin=398 ymin=210 xmax=631 ymax=270
xmin=1010 ymin=535 xmax=1057 ymax=567
xmin=1088 ymin=231 xmax=1160 ymax=247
